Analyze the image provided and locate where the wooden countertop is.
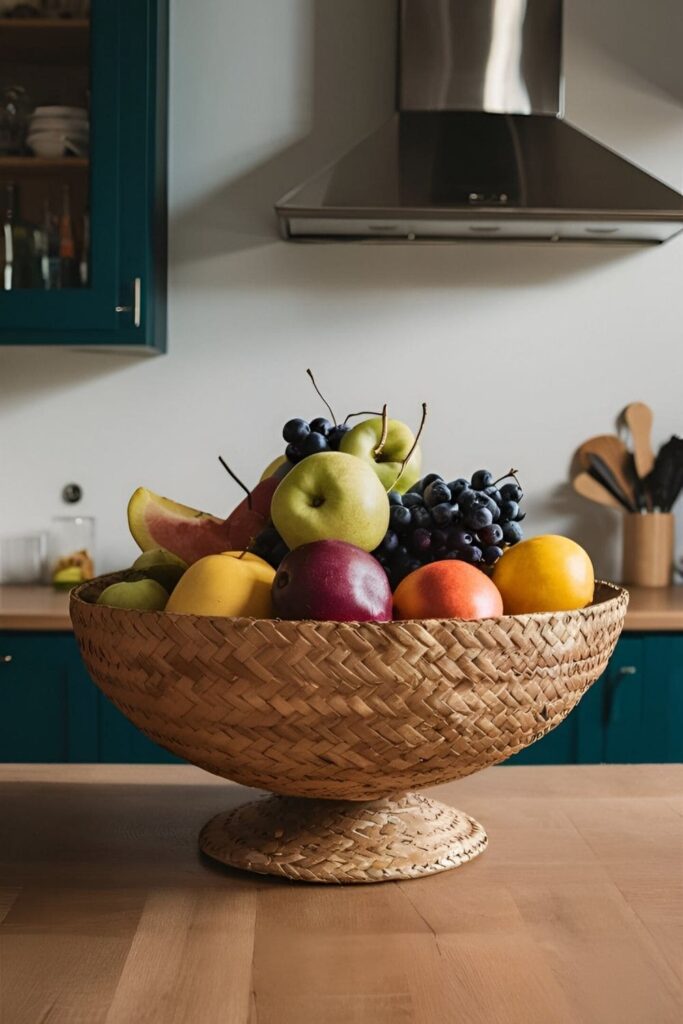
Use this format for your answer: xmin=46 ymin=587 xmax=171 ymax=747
xmin=1 ymin=764 xmax=680 ymax=1024
xmin=1 ymin=583 xmax=682 ymax=632
xmin=0 ymin=584 xmax=72 ymax=630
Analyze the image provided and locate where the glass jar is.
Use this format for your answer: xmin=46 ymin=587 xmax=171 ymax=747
xmin=0 ymin=533 xmax=47 ymax=584
xmin=49 ymin=515 xmax=95 ymax=590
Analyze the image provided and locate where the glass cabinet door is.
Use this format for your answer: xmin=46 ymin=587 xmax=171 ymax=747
xmin=0 ymin=2 xmax=121 ymax=331
xmin=0 ymin=1 xmax=167 ymax=350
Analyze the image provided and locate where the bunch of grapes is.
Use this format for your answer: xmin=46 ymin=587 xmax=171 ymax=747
xmin=282 ymin=417 xmax=350 ymax=464
xmin=372 ymin=470 xmax=525 ymax=589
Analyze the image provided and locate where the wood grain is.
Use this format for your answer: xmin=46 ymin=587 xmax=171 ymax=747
xmin=0 ymin=765 xmax=681 ymax=1024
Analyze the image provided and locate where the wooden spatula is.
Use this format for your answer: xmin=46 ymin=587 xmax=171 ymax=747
xmin=572 ymin=472 xmax=624 ymax=510
xmin=576 ymin=434 xmax=636 ymax=509
xmin=623 ymin=403 xmax=655 ymax=479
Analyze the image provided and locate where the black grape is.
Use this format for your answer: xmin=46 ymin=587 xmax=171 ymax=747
xmin=410 ymin=506 xmax=432 ymax=531
xmin=502 ymin=522 xmax=523 ymax=545
xmin=283 ymin=418 xmax=310 ymax=444
xmin=500 ymin=482 xmax=523 ymax=502
xmin=431 ymin=502 xmax=454 ymax=527
xmin=390 ymin=505 xmax=412 ymax=532
xmin=499 ymin=500 xmax=519 ymax=522
xmin=309 ymin=417 xmax=333 ymax=436
xmin=411 ymin=528 xmax=432 ymax=553
xmin=483 ymin=545 xmax=504 ymax=565
xmin=471 ymin=470 xmax=493 ymax=490
xmin=477 ymin=523 xmax=504 ymax=546
xmin=466 ymin=506 xmax=493 ymax=531
xmin=423 ymin=480 xmax=451 ymax=507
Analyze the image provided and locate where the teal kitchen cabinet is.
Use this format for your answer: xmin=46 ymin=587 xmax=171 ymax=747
xmin=0 ymin=1 xmax=167 ymax=352
xmin=508 ymin=633 xmax=683 ymax=765
xmin=0 ymin=631 xmax=180 ymax=763
xmin=0 ymin=632 xmax=98 ymax=761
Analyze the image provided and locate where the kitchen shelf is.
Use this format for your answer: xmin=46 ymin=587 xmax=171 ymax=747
xmin=0 ymin=17 xmax=89 ymax=64
xmin=0 ymin=156 xmax=88 ymax=174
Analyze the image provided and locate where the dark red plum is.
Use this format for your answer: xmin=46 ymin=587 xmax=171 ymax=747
xmin=272 ymin=540 xmax=392 ymax=622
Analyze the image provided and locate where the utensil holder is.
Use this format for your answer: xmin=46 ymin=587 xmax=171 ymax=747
xmin=622 ymin=512 xmax=674 ymax=588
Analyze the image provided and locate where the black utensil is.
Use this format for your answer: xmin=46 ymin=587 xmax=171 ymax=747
xmin=587 ymin=453 xmax=637 ymax=511
xmin=646 ymin=436 xmax=683 ymax=511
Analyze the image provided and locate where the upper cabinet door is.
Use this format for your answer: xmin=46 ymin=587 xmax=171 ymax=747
xmin=0 ymin=0 xmax=167 ymax=352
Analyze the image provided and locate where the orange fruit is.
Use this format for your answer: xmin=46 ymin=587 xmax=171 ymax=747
xmin=492 ymin=535 xmax=594 ymax=615
xmin=393 ymin=560 xmax=503 ymax=621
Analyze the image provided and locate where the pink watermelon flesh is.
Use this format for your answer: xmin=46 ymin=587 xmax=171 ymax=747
xmin=143 ymin=508 xmax=233 ymax=565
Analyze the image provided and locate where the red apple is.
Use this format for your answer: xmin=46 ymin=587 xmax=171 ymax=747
xmin=226 ymin=476 xmax=279 ymax=551
xmin=272 ymin=540 xmax=393 ymax=622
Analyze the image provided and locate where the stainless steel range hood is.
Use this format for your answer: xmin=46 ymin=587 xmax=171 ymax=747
xmin=276 ymin=0 xmax=683 ymax=243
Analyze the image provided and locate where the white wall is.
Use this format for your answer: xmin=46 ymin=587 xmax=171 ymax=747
xmin=1 ymin=0 xmax=682 ymax=578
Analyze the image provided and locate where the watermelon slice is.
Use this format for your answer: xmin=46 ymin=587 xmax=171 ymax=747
xmin=128 ymin=488 xmax=233 ymax=565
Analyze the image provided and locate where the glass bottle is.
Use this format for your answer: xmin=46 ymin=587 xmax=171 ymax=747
xmin=41 ymin=199 xmax=60 ymax=290
xmin=79 ymin=208 xmax=89 ymax=286
xmin=1 ymin=181 xmax=37 ymax=290
xmin=58 ymin=183 xmax=80 ymax=288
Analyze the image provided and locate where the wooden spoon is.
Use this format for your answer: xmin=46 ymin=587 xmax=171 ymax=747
xmin=576 ymin=434 xmax=636 ymax=509
xmin=572 ymin=472 xmax=624 ymax=510
xmin=623 ymin=402 xmax=655 ymax=479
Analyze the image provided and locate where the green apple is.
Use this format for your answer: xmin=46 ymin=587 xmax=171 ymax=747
xmin=97 ymin=579 xmax=168 ymax=611
xmin=271 ymin=451 xmax=390 ymax=552
xmin=132 ymin=548 xmax=187 ymax=593
xmin=340 ymin=416 xmax=421 ymax=493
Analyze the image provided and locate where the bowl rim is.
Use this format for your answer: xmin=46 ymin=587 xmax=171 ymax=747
xmin=70 ymin=573 xmax=627 ymax=631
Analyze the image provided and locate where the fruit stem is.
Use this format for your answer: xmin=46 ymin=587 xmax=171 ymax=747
xmin=218 ymin=456 xmax=253 ymax=510
xmin=343 ymin=410 xmax=382 ymax=425
xmin=493 ymin=467 xmax=521 ymax=487
xmin=389 ymin=402 xmax=427 ymax=491
xmin=306 ymin=368 xmax=337 ymax=425
xmin=373 ymin=404 xmax=389 ymax=459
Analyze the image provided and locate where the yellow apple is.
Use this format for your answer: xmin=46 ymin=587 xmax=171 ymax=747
xmin=165 ymin=551 xmax=275 ymax=618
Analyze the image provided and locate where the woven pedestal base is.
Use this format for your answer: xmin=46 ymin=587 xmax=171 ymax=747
xmin=199 ymin=792 xmax=487 ymax=884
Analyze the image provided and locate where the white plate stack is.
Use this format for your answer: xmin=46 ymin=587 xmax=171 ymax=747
xmin=27 ymin=106 xmax=89 ymax=159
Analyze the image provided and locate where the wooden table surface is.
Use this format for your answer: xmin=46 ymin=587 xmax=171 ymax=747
xmin=1 ymin=764 xmax=681 ymax=1024
xmin=2 ymin=582 xmax=683 ymax=632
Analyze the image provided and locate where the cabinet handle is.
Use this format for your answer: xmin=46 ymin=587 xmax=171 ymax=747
xmin=1 ymin=655 xmax=12 ymax=663
xmin=602 ymin=665 xmax=637 ymax=726
xmin=115 ymin=278 xmax=142 ymax=327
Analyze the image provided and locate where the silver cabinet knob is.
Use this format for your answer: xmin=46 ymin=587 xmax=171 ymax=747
xmin=1 ymin=655 xmax=12 ymax=663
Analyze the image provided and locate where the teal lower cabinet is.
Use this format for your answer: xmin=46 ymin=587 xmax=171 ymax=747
xmin=1 ymin=630 xmax=681 ymax=764
xmin=0 ymin=631 xmax=180 ymax=764
xmin=508 ymin=633 xmax=683 ymax=765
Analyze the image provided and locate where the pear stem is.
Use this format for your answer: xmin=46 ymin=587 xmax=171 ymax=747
xmin=306 ymin=368 xmax=337 ymax=425
xmin=373 ymin=404 xmax=389 ymax=459
xmin=389 ymin=403 xmax=427 ymax=492
xmin=343 ymin=410 xmax=382 ymax=425
xmin=218 ymin=456 xmax=253 ymax=510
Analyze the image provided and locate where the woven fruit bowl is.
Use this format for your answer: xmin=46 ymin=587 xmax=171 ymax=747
xmin=71 ymin=573 xmax=627 ymax=884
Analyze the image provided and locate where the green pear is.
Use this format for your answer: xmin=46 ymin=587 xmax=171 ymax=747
xmin=339 ymin=416 xmax=421 ymax=493
xmin=132 ymin=548 xmax=187 ymax=593
xmin=97 ymin=579 xmax=168 ymax=612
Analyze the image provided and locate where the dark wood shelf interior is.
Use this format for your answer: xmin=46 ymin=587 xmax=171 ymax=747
xmin=0 ymin=17 xmax=89 ymax=64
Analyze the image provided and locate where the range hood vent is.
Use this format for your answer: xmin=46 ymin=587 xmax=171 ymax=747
xmin=276 ymin=0 xmax=683 ymax=244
